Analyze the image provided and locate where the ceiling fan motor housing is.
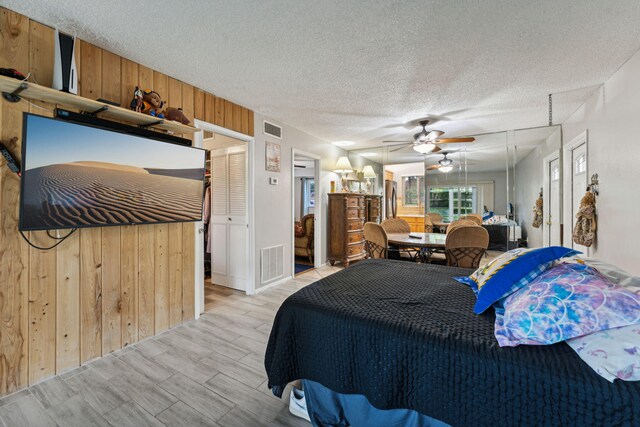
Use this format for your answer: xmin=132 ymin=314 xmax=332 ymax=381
xmin=439 ymin=153 xmax=453 ymax=166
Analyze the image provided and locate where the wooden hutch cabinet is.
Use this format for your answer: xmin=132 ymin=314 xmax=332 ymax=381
xmin=328 ymin=193 xmax=366 ymax=267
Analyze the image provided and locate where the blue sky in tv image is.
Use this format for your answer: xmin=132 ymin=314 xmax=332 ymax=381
xmin=24 ymin=114 xmax=203 ymax=171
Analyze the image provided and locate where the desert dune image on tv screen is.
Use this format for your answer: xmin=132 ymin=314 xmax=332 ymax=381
xmin=20 ymin=114 xmax=205 ymax=230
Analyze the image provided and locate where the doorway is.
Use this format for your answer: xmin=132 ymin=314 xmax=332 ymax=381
xmin=292 ymin=149 xmax=321 ymax=276
xmin=564 ymin=131 xmax=589 ymax=254
xmin=543 ymin=150 xmax=561 ymax=246
xmin=193 ymin=120 xmax=255 ymax=317
xmin=206 ymin=134 xmax=248 ymax=292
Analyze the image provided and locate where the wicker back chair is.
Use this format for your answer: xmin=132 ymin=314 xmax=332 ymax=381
xmin=445 ymin=225 xmax=489 ymax=268
xmin=424 ymin=215 xmax=434 ymax=233
xmin=364 ymin=222 xmax=389 ymax=259
xmin=381 ymin=218 xmax=411 ymax=234
xmin=446 ymin=219 xmax=477 ymax=234
xmin=427 ymin=212 xmax=443 ymax=223
xmin=460 ymin=214 xmax=483 ymax=226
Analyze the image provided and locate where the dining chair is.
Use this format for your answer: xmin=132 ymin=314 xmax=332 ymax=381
xmin=381 ymin=218 xmax=411 ymax=233
xmin=446 ymin=219 xmax=477 ymax=234
xmin=460 ymin=214 xmax=483 ymax=226
xmin=427 ymin=212 xmax=443 ymax=223
xmin=424 ymin=214 xmax=434 ymax=233
xmin=445 ymin=225 xmax=490 ymax=268
xmin=364 ymin=222 xmax=389 ymax=259
xmin=366 ymin=222 xmax=418 ymax=261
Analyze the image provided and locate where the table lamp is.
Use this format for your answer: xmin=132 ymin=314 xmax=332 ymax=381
xmin=362 ymin=165 xmax=376 ymax=194
xmin=334 ymin=156 xmax=353 ymax=192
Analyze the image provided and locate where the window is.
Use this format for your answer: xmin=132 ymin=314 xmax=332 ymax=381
xmin=575 ymin=154 xmax=586 ymax=175
xmin=303 ymin=178 xmax=315 ymax=214
xmin=552 ymin=165 xmax=560 ymax=181
xmin=427 ymin=186 xmax=477 ymax=222
xmin=306 ymin=180 xmax=315 ymax=208
xmin=403 ymin=176 xmax=424 ymax=206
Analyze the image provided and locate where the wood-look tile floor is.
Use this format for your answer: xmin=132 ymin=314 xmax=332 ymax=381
xmin=0 ymin=265 xmax=342 ymax=427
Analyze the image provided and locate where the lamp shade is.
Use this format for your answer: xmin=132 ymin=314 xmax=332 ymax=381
xmin=362 ymin=165 xmax=376 ymax=178
xmin=334 ymin=156 xmax=353 ymax=173
xmin=439 ymin=165 xmax=453 ymax=173
xmin=412 ymin=143 xmax=436 ymax=154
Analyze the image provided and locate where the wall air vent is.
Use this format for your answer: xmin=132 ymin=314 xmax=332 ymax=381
xmin=263 ymin=120 xmax=282 ymax=139
xmin=261 ymin=245 xmax=284 ymax=284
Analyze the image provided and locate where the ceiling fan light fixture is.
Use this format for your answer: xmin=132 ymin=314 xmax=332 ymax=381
xmin=439 ymin=165 xmax=453 ymax=173
xmin=412 ymin=143 xmax=436 ymax=154
xmin=439 ymin=157 xmax=453 ymax=166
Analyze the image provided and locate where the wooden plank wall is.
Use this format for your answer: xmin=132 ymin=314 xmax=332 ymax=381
xmin=0 ymin=7 xmax=254 ymax=396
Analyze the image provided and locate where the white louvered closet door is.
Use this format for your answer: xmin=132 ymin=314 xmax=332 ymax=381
xmin=210 ymin=147 xmax=248 ymax=290
xmin=227 ymin=151 xmax=248 ymax=289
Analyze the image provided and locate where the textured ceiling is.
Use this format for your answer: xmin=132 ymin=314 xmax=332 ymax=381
xmin=6 ymin=0 xmax=640 ymax=148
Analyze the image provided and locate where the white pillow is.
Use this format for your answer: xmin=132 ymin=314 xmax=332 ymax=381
xmin=564 ymin=257 xmax=640 ymax=382
xmin=566 ymin=325 xmax=640 ymax=382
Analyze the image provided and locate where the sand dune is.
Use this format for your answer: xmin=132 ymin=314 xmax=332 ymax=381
xmin=68 ymin=161 xmax=149 ymax=174
xmin=22 ymin=163 xmax=204 ymax=229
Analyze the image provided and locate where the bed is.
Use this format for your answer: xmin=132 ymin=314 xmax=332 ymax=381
xmin=265 ymin=259 xmax=640 ymax=426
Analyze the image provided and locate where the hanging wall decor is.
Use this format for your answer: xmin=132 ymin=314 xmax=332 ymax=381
xmin=266 ymin=141 xmax=281 ymax=172
xmin=532 ymin=188 xmax=543 ymax=228
xmin=573 ymin=176 xmax=598 ymax=248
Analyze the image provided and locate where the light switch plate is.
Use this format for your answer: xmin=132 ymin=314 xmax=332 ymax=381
xmin=269 ymin=177 xmax=279 ymax=185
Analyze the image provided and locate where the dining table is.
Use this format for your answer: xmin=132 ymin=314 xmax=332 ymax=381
xmin=386 ymin=232 xmax=447 ymax=262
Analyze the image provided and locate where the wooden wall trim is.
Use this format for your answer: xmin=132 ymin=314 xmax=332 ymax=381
xmin=0 ymin=6 xmax=254 ymax=395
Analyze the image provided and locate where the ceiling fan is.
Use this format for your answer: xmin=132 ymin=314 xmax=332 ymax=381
xmin=383 ymin=120 xmax=475 ymax=153
xmin=426 ymin=153 xmax=474 ymax=173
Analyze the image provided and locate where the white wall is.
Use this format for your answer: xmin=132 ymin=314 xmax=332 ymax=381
xmin=561 ymin=49 xmax=640 ymax=275
xmin=514 ymin=129 xmax=561 ymax=248
xmin=253 ymin=113 xmax=382 ymax=289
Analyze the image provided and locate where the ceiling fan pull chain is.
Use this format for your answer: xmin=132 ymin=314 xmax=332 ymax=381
xmin=548 ymin=93 xmax=553 ymax=126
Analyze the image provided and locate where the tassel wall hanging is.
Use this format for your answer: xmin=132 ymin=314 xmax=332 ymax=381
xmin=532 ymin=188 xmax=543 ymax=229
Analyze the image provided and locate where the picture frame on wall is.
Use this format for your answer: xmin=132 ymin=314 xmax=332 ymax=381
xmin=266 ymin=141 xmax=281 ymax=172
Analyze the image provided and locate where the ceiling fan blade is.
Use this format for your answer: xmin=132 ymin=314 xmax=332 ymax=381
xmin=432 ymin=146 xmax=442 ymax=153
xmin=426 ymin=130 xmax=444 ymax=140
xmin=389 ymin=143 xmax=413 ymax=152
xmin=434 ymin=137 xmax=476 ymax=144
xmin=382 ymin=140 xmax=412 ymax=144
xmin=426 ymin=165 xmax=440 ymax=170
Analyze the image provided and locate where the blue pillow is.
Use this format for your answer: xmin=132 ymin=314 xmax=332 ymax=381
xmin=457 ymin=247 xmax=579 ymax=314
xmin=482 ymin=211 xmax=494 ymax=221
xmin=454 ymin=276 xmax=478 ymax=296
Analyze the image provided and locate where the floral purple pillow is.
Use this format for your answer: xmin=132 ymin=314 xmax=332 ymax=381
xmin=495 ymin=262 xmax=640 ymax=347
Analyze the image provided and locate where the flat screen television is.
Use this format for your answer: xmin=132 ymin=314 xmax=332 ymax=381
xmin=20 ymin=113 xmax=206 ymax=231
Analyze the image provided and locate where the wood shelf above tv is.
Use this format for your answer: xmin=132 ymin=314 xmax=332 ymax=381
xmin=0 ymin=75 xmax=200 ymax=135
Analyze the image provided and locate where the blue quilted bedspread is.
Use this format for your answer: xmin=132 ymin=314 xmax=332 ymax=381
xmin=265 ymin=259 xmax=640 ymax=427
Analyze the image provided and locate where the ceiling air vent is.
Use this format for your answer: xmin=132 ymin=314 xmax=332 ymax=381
xmin=263 ymin=120 xmax=282 ymax=139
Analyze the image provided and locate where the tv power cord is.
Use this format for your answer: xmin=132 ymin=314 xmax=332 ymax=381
xmin=20 ymin=228 xmax=78 ymax=251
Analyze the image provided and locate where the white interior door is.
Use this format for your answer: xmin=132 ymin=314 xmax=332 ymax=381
xmin=210 ymin=146 xmax=248 ymax=290
xmin=227 ymin=151 xmax=248 ymax=289
xmin=571 ymin=143 xmax=588 ymax=253
xmin=549 ymin=159 xmax=561 ymax=246
xmin=543 ymin=155 xmax=561 ymax=246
